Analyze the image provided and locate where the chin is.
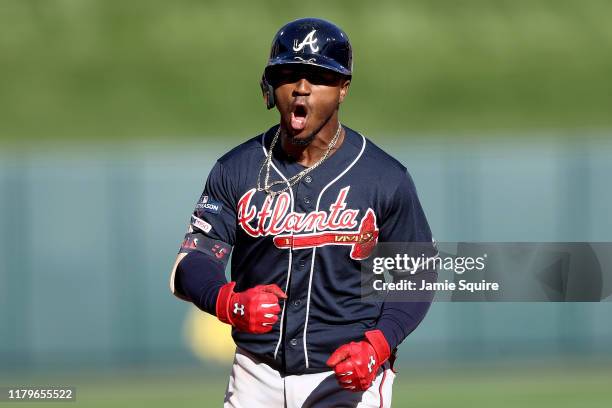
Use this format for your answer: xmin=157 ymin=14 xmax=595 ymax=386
xmin=288 ymin=131 xmax=315 ymax=146
xmin=282 ymin=117 xmax=315 ymax=145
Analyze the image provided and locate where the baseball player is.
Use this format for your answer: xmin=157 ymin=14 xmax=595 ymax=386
xmin=170 ymin=18 xmax=437 ymax=407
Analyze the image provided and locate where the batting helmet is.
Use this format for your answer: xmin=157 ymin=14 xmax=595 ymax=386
xmin=261 ymin=18 xmax=353 ymax=109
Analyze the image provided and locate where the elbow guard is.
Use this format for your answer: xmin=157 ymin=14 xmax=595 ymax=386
xmin=169 ymin=231 xmax=232 ymax=304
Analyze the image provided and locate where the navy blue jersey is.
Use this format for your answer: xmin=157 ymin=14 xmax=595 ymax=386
xmin=185 ymin=125 xmax=433 ymax=374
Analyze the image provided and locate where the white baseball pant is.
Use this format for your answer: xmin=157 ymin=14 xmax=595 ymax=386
xmin=224 ymin=347 xmax=395 ymax=408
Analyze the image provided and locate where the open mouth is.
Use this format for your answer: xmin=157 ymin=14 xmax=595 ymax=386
xmin=290 ymin=104 xmax=308 ymax=131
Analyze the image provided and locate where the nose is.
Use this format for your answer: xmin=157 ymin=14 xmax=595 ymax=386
xmin=293 ymin=77 xmax=311 ymax=96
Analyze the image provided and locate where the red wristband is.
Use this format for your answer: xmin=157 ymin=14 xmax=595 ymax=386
xmin=365 ymin=329 xmax=391 ymax=363
xmin=215 ymin=281 xmax=236 ymax=325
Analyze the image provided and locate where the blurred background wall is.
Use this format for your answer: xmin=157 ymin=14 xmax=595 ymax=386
xmin=1 ymin=139 xmax=611 ymax=369
xmin=1 ymin=1 xmax=611 ymax=407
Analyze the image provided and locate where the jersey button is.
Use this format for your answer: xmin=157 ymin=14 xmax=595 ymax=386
xmin=298 ymin=260 xmax=306 ymax=269
xmin=304 ymin=175 xmax=312 ymax=183
xmin=290 ymin=338 xmax=298 ymax=347
xmin=303 ymin=196 xmax=311 ymax=205
xmin=293 ymin=299 xmax=302 ymax=307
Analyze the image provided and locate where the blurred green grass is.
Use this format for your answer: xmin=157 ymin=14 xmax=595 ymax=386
xmin=1 ymin=0 xmax=612 ymax=143
xmin=3 ymin=363 xmax=612 ymax=407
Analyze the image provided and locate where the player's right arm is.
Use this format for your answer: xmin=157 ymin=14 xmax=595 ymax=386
xmin=169 ymin=161 xmax=285 ymax=334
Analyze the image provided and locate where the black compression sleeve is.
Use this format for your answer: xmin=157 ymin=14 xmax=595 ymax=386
xmin=176 ymin=251 xmax=228 ymax=316
xmin=376 ymin=268 xmax=437 ymax=349
xmin=376 ymin=300 xmax=433 ymax=350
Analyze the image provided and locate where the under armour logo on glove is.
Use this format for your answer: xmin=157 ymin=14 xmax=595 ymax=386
xmin=326 ymin=330 xmax=391 ymax=392
xmin=233 ymin=303 xmax=245 ymax=316
xmin=367 ymin=356 xmax=376 ymax=373
xmin=216 ymin=282 xmax=287 ymax=334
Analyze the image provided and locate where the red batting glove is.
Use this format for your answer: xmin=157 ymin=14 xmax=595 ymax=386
xmin=216 ymin=282 xmax=287 ymax=334
xmin=326 ymin=330 xmax=391 ymax=392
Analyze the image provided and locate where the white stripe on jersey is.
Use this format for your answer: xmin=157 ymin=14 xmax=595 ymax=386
xmin=303 ymin=133 xmax=366 ymax=368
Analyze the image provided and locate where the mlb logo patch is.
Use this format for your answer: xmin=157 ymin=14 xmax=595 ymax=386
xmin=196 ymin=195 xmax=222 ymax=214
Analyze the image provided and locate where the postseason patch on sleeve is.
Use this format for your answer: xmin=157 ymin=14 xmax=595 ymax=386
xmin=195 ymin=195 xmax=222 ymax=214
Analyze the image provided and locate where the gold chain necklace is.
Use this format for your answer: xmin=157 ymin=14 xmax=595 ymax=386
xmin=257 ymin=123 xmax=342 ymax=197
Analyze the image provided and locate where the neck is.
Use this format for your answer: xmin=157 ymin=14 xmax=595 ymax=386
xmin=280 ymin=115 xmax=345 ymax=167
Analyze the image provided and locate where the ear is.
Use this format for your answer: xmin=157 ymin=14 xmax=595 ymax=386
xmin=339 ymin=79 xmax=351 ymax=104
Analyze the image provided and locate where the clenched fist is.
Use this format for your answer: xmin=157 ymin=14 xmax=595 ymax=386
xmin=326 ymin=330 xmax=391 ymax=392
xmin=216 ymin=282 xmax=287 ymax=334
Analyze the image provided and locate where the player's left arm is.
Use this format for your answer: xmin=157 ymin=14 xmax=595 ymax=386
xmin=372 ymin=170 xmax=438 ymax=350
xmin=327 ymin=170 xmax=437 ymax=391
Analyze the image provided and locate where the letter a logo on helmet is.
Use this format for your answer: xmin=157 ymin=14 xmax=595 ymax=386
xmin=293 ymin=30 xmax=319 ymax=52
xmin=260 ymin=18 xmax=353 ymax=109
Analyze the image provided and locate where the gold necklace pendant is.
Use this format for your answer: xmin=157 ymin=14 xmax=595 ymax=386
xmin=257 ymin=124 xmax=342 ymax=197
